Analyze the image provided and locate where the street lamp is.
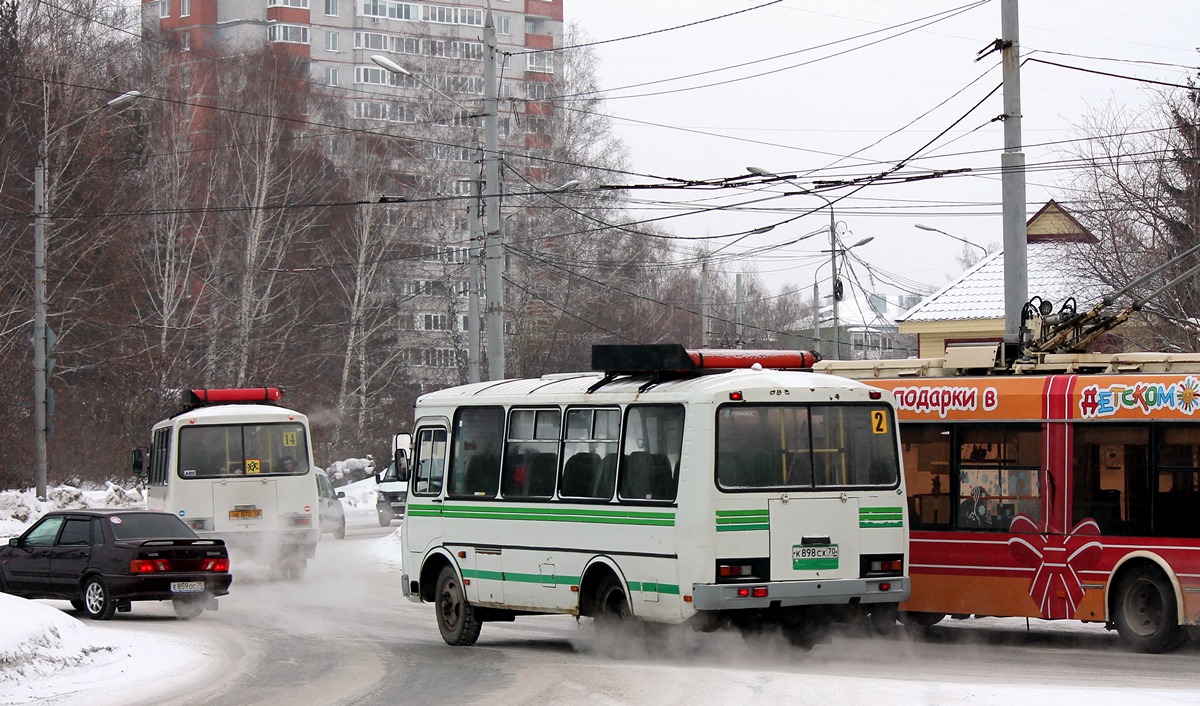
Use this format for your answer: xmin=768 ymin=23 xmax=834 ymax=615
xmin=33 ymin=89 xmax=141 ymax=499
xmin=812 ymin=236 xmax=873 ymax=359
xmin=914 ymin=223 xmax=988 ymax=259
xmin=747 ymin=166 xmax=849 ymax=358
xmin=372 ymin=17 xmax=505 ymax=381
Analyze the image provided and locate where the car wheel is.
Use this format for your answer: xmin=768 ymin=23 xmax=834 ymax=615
xmin=435 ymin=565 xmax=481 ymax=646
xmin=377 ymin=509 xmax=393 ymax=527
xmin=172 ymin=595 xmax=206 ymax=620
xmin=335 ymin=517 xmax=346 ymax=540
xmin=70 ymin=599 xmax=86 ymax=612
xmin=82 ymin=577 xmax=117 ymax=620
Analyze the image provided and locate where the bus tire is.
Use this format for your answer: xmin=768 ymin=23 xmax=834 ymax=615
xmin=435 ymin=565 xmax=481 ymax=646
xmin=377 ymin=509 xmax=393 ymax=527
xmin=592 ymin=575 xmax=633 ymax=656
xmin=82 ymin=577 xmax=117 ymax=620
xmin=1112 ymin=565 xmax=1183 ymax=653
xmin=868 ymin=603 xmax=899 ymax=635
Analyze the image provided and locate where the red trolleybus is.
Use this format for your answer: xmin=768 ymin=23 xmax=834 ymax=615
xmin=818 ymin=350 xmax=1200 ymax=652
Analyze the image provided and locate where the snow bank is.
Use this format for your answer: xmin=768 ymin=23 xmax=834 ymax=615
xmin=0 ymin=593 xmax=109 ymax=682
xmin=0 ymin=483 xmax=144 ymax=539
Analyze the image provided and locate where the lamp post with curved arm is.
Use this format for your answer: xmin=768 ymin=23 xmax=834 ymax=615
xmin=914 ymin=223 xmax=988 ymax=259
xmin=812 ymin=236 xmax=873 ymax=360
xmin=33 ymin=89 xmax=141 ymax=499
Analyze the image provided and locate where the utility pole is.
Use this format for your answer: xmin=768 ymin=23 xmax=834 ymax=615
xmin=482 ymin=10 xmax=505 ymax=380
xmin=1001 ymin=0 xmax=1027 ymax=358
xmin=466 ymin=145 xmax=482 ymax=383
xmin=826 ymin=204 xmax=840 ymax=360
xmin=700 ymin=262 xmax=710 ymax=346
xmin=735 ymin=273 xmax=744 ymax=349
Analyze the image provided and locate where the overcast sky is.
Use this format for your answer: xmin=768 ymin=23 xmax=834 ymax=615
xmin=560 ymin=1 xmax=1200 ymax=304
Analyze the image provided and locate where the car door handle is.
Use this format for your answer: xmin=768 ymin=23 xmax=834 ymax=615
xmin=75 ymin=551 xmax=89 ymax=558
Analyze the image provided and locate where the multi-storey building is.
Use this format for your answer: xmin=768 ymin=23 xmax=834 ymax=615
xmin=143 ymin=0 xmax=565 ymax=387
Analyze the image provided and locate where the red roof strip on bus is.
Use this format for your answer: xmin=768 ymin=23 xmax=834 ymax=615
xmin=687 ymin=349 xmax=819 ymax=370
xmin=189 ymin=388 xmax=282 ymax=403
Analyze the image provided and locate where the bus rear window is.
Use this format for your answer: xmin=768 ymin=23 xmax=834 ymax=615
xmin=178 ymin=423 xmax=309 ymax=478
xmin=716 ymin=404 xmax=899 ymax=491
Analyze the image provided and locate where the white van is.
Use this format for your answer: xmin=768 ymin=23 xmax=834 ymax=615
xmin=375 ymin=433 xmax=410 ymax=527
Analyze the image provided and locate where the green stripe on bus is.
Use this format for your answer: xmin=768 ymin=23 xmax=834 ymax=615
xmin=716 ymin=523 xmax=770 ymax=532
xmin=715 ymin=508 xmax=770 ymax=531
xmin=459 ymin=570 xmax=679 ymax=595
xmin=406 ymin=504 xmax=676 ymax=527
xmin=859 ymin=506 xmax=903 ymax=528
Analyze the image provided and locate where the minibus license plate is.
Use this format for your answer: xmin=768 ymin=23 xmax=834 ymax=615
xmin=170 ymin=582 xmax=205 ymax=593
xmin=229 ymin=508 xmax=262 ymax=519
xmin=792 ymin=544 xmax=839 ymax=570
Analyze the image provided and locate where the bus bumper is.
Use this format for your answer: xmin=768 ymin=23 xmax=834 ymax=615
xmin=691 ymin=577 xmax=909 ymax=611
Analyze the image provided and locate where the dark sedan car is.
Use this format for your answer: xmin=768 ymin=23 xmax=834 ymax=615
xmin=0 ymin=509 xmax=232 ymax=620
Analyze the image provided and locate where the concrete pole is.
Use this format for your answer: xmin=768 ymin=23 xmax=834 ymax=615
xmin=700 ymin=262 xmax=710 ymax=346
xmin=467 ymin=149 xmax=482 ymax=383
xmin=828 ymin=206 xmax=840 ymax=360
xmin=33 ymin=148 xmax=47 ymax=500
xmin=482 ymin=10 xmax=504 ymax=380
xmin=735 ymin=273 xmax=743 ymax=349
xmin=1001 ymin=0 xmax=1028 ymax=351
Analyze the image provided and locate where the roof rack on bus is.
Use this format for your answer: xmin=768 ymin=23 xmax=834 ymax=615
xmin=589 ymin=344 xmax=819 ymax=392
xmin=182 ymin=387 xmax=283 ymax=409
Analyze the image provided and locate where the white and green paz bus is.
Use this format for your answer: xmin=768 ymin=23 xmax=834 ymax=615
xmin=400 ymin=344 xmax=909 ymax=647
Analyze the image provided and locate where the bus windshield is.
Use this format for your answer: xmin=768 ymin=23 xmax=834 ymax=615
xmin=716 ymin=403 xmax=899 ymax=490
xmin=178 ymin=423 xmax=309 ymax=478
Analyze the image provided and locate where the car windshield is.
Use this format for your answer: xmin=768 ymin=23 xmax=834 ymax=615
xmin=109 ymin=513 xmax=197 ymax=540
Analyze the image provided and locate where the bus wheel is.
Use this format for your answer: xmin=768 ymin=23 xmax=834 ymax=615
xmin=377 ymin=509 xmax=393 ymax=527
xmin=592 ymin=576 xmax=634 ymax=656
xmin=1112 ymin=566 xmax=1183 ymax=653
xmin=868 ymin=603 xmax=899 ymax=635
xmin=435 ymin=565 xmax=481 ymax=646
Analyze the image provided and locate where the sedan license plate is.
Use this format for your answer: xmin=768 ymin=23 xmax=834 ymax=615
xmin=170 ymin=581 xmax=205 ymax=593
xmin=792 ymin=544 xmax=839 ymax=570
xmin=229 ymin=508 xmax=262 ymax=520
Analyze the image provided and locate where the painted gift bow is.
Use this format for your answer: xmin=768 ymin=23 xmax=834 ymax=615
xmin=1007 ymin=516 xmax=1103 ymax=620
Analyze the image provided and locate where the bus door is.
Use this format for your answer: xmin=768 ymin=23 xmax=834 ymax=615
xmin=405 ymin=425 xmax=449 ymax=565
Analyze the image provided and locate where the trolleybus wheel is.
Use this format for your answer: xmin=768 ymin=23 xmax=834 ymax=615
xmin=435 ymin=565 xmax=481 ymax=646
xmin=1112 ymin=566 xmax=1183 ymax=653
xmin=899 ymin=611 xmax=945 ymax=628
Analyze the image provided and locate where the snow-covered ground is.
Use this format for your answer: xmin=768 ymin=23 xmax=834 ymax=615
xmin=3 ymin=473 xmax=1200 ymax=705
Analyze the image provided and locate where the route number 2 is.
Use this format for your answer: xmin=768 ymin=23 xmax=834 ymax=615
xmin=870 ymin=410 xmax=888 ymax=434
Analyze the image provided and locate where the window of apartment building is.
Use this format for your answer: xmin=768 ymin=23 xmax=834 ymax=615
xmin=158 ymin=0 xmax=169 ymax=18
xmin=361 ymin=0 xmax=386 ymax=18
xmin=269 ymin=24 xmax=310 ymax=44
xmin=355 ymin=31 xmax=387 ymax=50
xmin=451 ymin=41 xmax=483 ymax=61
xmin=422 ymin=348 xmax=457 ymax=368
xmin=326 ymin=66 xmax=340 ymax=86
xmin=180 ymin=68 xmax=192 ymax=91
xmin=527 ymin=52 xmax=553 ymax=74
xmin=423 ymin=4 xmax=482 ymax=26
xmin=495 ymin=15 xmax=510 ymax=35
xmin=425 ymin=39 xmax=446 ymax=58
xmin=525 ymin=82 xmax=549 ymax=101
xmin=179 ymin=31 xmax=191 ymax=51
xmin=325 ymin=0 xmax=338 ymax=16
xmin=452 ymin=179 xmax=472 ymax=196
xmin=269 ymin=0 xmax=309 ymax=7
xmin=355 ymin=100 xmax=389 ymax=120
xmin=423 ymin=314 xmax=451 ymax=331
xmin=389 ymin=2 xmax=418 ymax=20
xmin=391 ymin=35 xmax=419 ymax=54
xmin=354 ymin=65 xmax=389 ymax=85
xmin=325 ymin=31 xmax=339 ymax=52
xmin=180 ymin=0 xmax=190 ymax=17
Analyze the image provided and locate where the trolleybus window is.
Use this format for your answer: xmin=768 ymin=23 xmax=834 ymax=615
xmin=901 ymin=424 xmax=953 ymax=529
xmin=1071 ymin=424 xmax=1149 ymax=536
xmin=956 ymin=426 xmax=1041 ymax=529
xmin=716 ymin=404 xmax=899 ymax=490
xmin=177 ymin=423 xmax=308 ymax=478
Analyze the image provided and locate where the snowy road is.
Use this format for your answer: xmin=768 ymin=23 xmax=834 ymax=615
xmin=53 ymin=518 xmax=1194 ymax=706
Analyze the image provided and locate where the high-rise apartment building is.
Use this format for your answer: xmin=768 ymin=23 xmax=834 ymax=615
xmin=142 ymin=0 xmax=565 ymax=387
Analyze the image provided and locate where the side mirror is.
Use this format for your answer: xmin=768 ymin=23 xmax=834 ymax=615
xmin=8 ymin=538 xmax=18 ymax=547
xmin=374 ymin=473 xmax=382 ymax=484
xmin=337 ymin=491 xmax=346 ymax=499
xmin=394 ymin=450 xmax=410 ymax=482
xmin=131 ymin=447 xmax=145 ymax=474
